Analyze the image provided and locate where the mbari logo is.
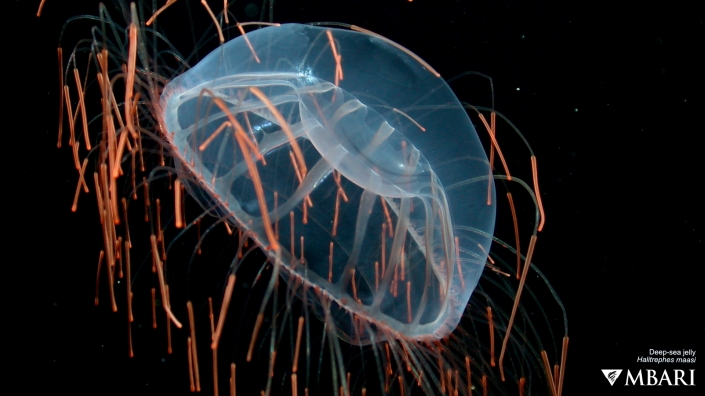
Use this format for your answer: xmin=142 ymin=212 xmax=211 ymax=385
xmin=601 ymin=369 xmax=623 ymax=386
xmin=601 ymin=369 xmax=696 ymax=386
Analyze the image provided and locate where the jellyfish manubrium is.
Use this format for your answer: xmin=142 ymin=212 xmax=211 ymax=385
xmin=52 ymin=2 xmax=568 ymax=395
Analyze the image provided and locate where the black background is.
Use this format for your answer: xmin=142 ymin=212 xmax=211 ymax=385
xmin=11 ymin=0 xmax=701 ymax=395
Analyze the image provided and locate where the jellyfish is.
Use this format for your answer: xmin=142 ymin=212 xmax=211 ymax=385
xmin=47 ymin=1 xmax=568 ymax=395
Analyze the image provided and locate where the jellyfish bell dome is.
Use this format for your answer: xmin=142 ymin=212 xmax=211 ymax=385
xmin=160 ymin=23 xmax=495 ymax=344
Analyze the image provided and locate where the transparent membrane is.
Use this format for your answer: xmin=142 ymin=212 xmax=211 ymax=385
xmin=161 ymin=23 xmax=495 ymax=343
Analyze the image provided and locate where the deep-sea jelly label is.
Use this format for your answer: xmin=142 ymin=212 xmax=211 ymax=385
xmin=600 ymin=348 xmax=697 ymax=388
xmin=636 ymin=349 xmax=697 ymax=364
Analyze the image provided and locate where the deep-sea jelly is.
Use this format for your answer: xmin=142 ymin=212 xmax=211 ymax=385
xmin=160 ymin=22 xmax=497 ymax=344
xmin=47 ymin=1 xmax=568 ymax=395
